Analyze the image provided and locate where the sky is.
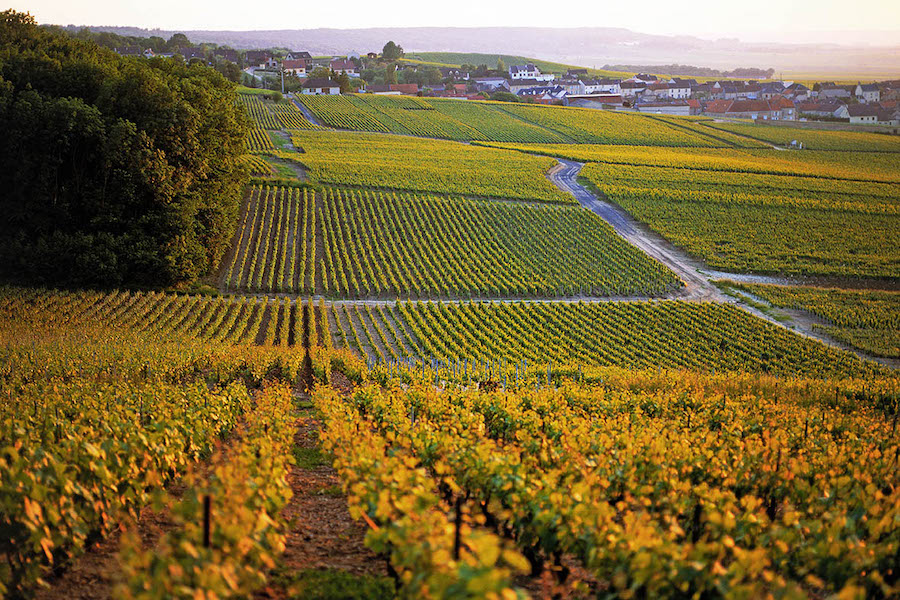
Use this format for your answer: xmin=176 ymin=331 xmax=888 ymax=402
xmin=9 ymin=0 xmax=900 ymax=45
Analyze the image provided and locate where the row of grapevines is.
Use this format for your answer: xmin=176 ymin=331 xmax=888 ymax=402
xmin=225 ymin=186 xmax=317 ymax=294
xmin=238 ymin=93 xmax=280 ymax=129
xmin=0 ymin=287 xmax=333 ymax=348
xmin=723 ymin=282 xmax=900 ymax=358
xmin=328 ymin=380 xmax=900 ymax=598
xmin=315 ymin=385 xmax=530 ymax=598
xmin=288 ymin=129 xmax=573 ymax=203
xmin=706 ymin=121 xmax=900 ymax=152
xmin=0 ymin=372 xmax=250 ymax=595
xmin=117 ymin=383 xmax=295 ymax=599
xmin=318 ymin=186 xmax=678 ymax=297
xmin=475 ymin=142 xmax=900 ymax=183
xmin=224 ymin=184 xmax=678 ymax=297
xmin=295 ymin=94 xmax=391 ymax=132
xmin=390 ymin=299 xmax=880 ymax=378
xmin=246 ymin=126 xmax=276 ymax=152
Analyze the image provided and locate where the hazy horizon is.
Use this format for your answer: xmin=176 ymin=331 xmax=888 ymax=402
xmin=10 ymin=0 xmax=900 ymax=47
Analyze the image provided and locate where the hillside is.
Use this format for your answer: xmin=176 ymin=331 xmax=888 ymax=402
xmin=60 ymin=25 xmax=900 ymax=77
xmin=3 ymin=17 xmax=900 ymax=600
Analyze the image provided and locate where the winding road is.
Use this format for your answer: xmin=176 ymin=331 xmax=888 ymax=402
xmin=549 ymin=159 xmax=724 ymax=302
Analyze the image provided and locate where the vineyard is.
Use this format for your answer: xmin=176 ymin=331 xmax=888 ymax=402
xmin=0 ymin=287 xmax=331 ymax=348
xmin=477 ymin=141 xmax=900 ymax=183
xmin=0 ymin=297 xmax=363 ymax=598
xmin=704 ymin=121 xmax=900 ymax=152
xmin=224 ymin=185 xmax=317 ymax=294
xmin=3 ymin=288 xmax=882 ymax=378
xmin=4 ymin=78 xmax=900 ymax=600
xmin=295 ymin=94 xmax=746 ymax=145
xmin=316 ymin=375 xmax=900 ymax=598
xmin=238 ymin=92 xmax=321 ymax=131
xmin=723 ymin=282 xmax=900 ymax=358
xmin=2 ymin=287 xmax=898 ymax=598
xmin=222 ymin=184 xmax=680 ymax=297
xmin=287 ymin=129 xmax=574 ymax=203
xmin=581 ymin=161 xmax=900 ymax=278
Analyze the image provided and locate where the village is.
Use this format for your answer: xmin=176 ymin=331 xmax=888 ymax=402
xmin=114 ymin=42 xmax=900 ymax=126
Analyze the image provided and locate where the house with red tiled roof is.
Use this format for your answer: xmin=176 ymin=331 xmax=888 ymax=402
xmin=282 ymin=60 xmax=307 ymax=77
xmin=390 ymin=83 xmax=419 ymax=95
xmin=330 ymin=59 xmax=359 ymax=78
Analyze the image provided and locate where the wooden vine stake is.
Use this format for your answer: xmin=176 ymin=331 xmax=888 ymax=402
xmin=301 ymin=302 xmax=314 ymax=394
xmin=203 ymin=494 xmax=212 ymax=549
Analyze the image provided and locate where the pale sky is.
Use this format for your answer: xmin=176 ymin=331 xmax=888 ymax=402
xmin=9 ymin=0 xmax=900 ymax=45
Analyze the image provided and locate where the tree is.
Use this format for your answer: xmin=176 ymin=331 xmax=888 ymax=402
xmin=337 ymin=72 xmax=352 ymax=94
xmin=491 ymin=91 xmax=520 ymax=103
xmin=384 ymin=64 xmax=397 ymax=85
xmin=167 ymin=32 xmax=191 ymax=51
xmin=497 ymin=58 xmax=506 ymax=73
xmin=310 ymin=66 xmax=332 ymax=79
xmin=0 ymin=10 xmax=248 ymax=289
xmin=382 ymin=41 xmax=404 ymax=60
xmin=425 ymin=67 xmax=442 ymax=85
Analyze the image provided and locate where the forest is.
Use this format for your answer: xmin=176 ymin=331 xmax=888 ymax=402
xmin=0 ymin=10 xmax=248 ymax=288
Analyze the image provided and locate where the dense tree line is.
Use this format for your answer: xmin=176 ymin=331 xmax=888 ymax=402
xmin=0 ymin=10 xmax=249 ymax=288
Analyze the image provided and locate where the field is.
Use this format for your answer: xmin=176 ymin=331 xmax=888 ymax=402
xmin=2 ymin=285 xmax=898 ymax=598
xmin=295 ymin=95 xmax=741 ymax=145
xmin=317 ymin=374 xmax=900 ymax=599
xmin=224 ymin=185 xmax=317 ymax=294
xmin=405 ymin=52 xmax=633 ymax=78
xmin=6 ymin=70 xmax=900 ymax=600
xmin=705 ymin=121 xmax=900 ymax=152
xmin=479 ymin=141 xmax=900 ymax=183
xmin=725 ymin=283 xmax=900 ymax=358
xmin=1 ymin=288 xmax=882 ymax=378
xmin=287 ymin=129 xmax=573 ymax=203
xmin=222 ymin=184 xmax=680 ymax=297
xmin=238 ymin=92 xmax=320 ymax=130
xmin=578 ymin=160 xmax=899 ymax=279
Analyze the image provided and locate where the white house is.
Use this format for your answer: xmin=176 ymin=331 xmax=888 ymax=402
xmin=855 ymin=83 xmax=880 ymax=103
xmin=835 ymin=104 xmax=880 ymax=124
xmin=509 ymin=64 xmax=553 ymax=82
xmin=583 ymin=79 xmax=621 ymax=95
xmin=301 ymin=78 xmax=341 ymax=95
xmin=667 ymin=79 xmax=692 ymax=99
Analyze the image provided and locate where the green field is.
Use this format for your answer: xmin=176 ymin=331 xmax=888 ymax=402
xmin=296 ymin=95 xmax=739 ymax=145
xmin=404 ymin=52 xmax=632 ymax=79
xmin=725 ymin=283 xmax=900 ymax=358
xmin=705 ymin=122 xmax=900 ymax=152
xmin=286 ymin=129 xmax=573 ymax=202
xmin=582 ymin=161 xmax=900 ymax=278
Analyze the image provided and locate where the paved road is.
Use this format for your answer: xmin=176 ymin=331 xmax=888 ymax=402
xmin=548 ymin=159 xmax=724 ymax=302
xmin=291 ymin=96 xmax=324 ymax=126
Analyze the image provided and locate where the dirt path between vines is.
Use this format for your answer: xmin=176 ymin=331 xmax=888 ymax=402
xmin=258 ymin=371 xmax=385 ymax=598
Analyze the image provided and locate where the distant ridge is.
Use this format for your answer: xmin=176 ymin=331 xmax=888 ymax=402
xmin=56 ymin=25 xmax=900 ymax=76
